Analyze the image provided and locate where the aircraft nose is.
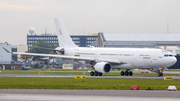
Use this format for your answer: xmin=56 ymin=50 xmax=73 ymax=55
xmin=168 ymin=57 xmax=177 ymax=66
xmin=173 ymin=57 xmax=177 ymax=64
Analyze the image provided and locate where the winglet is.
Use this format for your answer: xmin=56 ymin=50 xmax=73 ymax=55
xmin=3 ymin=47 xmax=12 ymax=53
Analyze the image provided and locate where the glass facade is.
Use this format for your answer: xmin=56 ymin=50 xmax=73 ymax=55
xmin=27 ymin=34 xmax=98 ymax=50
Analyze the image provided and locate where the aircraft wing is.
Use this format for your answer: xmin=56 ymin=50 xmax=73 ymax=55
xmin=13 ymin=52 xmax=94 ymax=61
xmin=3 ymin=47 xmax=126 ymax=64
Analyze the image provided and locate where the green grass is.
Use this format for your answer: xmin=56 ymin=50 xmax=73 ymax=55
xmin=0 ymin=77 xmax=179 ymax=90
xmin=165 ymin=70 xmax=180 ymax=71
xmin=0 ymin=71 xmax=179 ymax=76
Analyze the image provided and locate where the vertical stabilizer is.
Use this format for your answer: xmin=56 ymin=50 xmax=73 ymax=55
xmin=54 ymin=18 xmax=77 ymax=48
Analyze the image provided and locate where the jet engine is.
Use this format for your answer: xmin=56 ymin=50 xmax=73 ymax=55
xmin=94 ymin=62 xmax=111 ymax=73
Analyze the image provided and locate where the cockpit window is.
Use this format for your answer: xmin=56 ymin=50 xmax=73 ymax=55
xmin=164 ymin=54 xmax=173 ymax=57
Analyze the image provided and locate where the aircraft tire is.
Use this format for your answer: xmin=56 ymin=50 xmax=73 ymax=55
xmin=125 ymin=71 xmax=129 ymax=76
xmin=90 ymin=71 xmax=95 ymax=76
xmin=157 ymin=72 xmax=163 ymax=76
xmin=95 ymin=71 xmax=99 ymax=76
xmin=129 ymin=71 xmax=133 ymax=76
xmin=121 ymin=71 xmax=125 ymax=76
xmin=99 ymin=72 xmax=102 ymax=76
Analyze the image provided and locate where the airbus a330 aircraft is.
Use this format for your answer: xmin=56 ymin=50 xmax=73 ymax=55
xmin=3 ymin=18 xmax=177 ymax=76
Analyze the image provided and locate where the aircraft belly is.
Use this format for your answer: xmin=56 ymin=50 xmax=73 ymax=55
xmin=111 ymin=63 xmax=135 ymax=69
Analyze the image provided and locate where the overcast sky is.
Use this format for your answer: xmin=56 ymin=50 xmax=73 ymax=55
xmin=0 ymin=0 xmax=180 ymax=45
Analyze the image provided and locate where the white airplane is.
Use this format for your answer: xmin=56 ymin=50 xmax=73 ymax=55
xmin=3 ymin=18 xmax=177 ymax=76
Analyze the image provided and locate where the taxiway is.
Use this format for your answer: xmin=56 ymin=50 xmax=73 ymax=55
xmin=0 ymin=89 xmax=180 ymax=101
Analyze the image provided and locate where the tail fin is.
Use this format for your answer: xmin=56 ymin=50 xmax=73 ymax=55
xmin=54 ymin=18 xmax=77 ymax=48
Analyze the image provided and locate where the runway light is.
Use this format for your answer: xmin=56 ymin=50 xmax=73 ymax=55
xmin=75 ymin=76 xmax=80 ymax=79
xmin=146 ymin=87 xmax=153 ymax=90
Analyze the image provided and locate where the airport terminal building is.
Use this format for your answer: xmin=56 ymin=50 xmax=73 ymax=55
xmin=0 ymin=43 xmax=12 ymax=64
xmin=98 ymin=32 xmax=180 ymax=48
xmin=27 ymin=34 xmax=98 ymax=49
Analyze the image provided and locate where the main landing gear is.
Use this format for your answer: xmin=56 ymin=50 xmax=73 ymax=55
xmin=121 ymin=70 xmax=133 ymax=76
xmin=90 ymin=71 xmax=102 ymax=76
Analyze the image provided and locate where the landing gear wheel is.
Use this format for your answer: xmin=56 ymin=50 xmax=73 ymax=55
xmin=90 ymin=71 xmax=95 ymax=76
xmin=125 ymin=71 xmax=129 ymax=76
xmin=158 ymin=72 xmax=163 ymax=76
xmin=99 ymin=72 xmax=102 ymax=76
xmin=95 ymin=71 xmax=99 ymax=76
xmin=121 ymin=71 xmax=125 ymax=76
xmin=129 ymin=71 xmax=133 ymax=76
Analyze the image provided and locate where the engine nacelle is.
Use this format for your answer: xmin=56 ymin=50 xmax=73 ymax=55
xmin=94 ymin=62 xmax=111 ymax=73
xmin=55 ymin=47 xmax=65 ymax=55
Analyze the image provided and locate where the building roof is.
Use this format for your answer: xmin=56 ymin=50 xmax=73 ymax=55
xmin=102 ymin=33 xmax=180 ymax=41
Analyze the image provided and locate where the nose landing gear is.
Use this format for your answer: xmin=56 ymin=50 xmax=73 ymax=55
xmin=157 ymin=72 xmax=163 ymax=76
xmin=157 ymin=68 xmax=164 ymax=76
